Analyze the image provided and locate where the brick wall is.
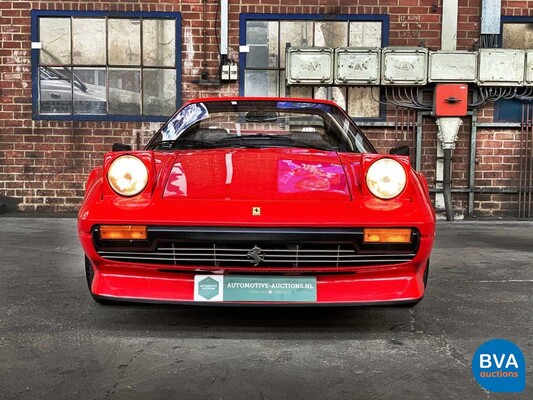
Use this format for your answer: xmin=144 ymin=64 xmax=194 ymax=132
xmin=0 ymin=0 xmax=531 ymax=216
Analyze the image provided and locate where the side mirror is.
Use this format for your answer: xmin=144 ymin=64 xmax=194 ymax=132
xmin=112 ymin=143 xmax=132 ymax=152
xmin=389 ymin=145 xmax=410 ymax=156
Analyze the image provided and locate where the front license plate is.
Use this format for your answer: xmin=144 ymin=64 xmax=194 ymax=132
xmin=193 ymin=275 xmax=317 ymax=302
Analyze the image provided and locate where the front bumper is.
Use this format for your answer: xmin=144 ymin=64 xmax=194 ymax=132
xmin=80 ymin=229 xmax=433 ymax=305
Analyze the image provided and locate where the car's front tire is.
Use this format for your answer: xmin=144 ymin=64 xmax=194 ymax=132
xmin=84 ymin=256 xmax=114 ymax=305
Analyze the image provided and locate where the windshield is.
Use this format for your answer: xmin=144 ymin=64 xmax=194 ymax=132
xmin=147 ymin=99 xmax=376 ymax=153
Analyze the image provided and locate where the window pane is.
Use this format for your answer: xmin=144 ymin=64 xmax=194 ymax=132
xmin=108 ymin=19 xmax=141 ymax=65
xmin=72 ymin=18 xmax=106 ymax=65
xmin=73 ymin=68 xmax=106 ymax=115
xmin=143 ymin=19 xmax=175 ymax=67
xmin=280 ymin=21 xmax=313 ymax=68
xmin=143 ymin=69 xmax=176 ymax=116
xmin=39 ymin=66 xmax=72 ymax=114
xmin=281 ymin=72 xmax=314 ymax=99
xmin=502 ymin=23 xmax=533 ymax=49
xmin=109 ymin=68 xmax=141 ymax=115
xmin=289 ymin=85 xmax=313 ymax=99
xmin=39 ymin=18 xmax=71 ymax=65
xmin=349 ymin=21 xmax=382 ymax=47
xmin=314 ymin=87 xmax=347 ymax=110
xmin=348 ymin=87 xmax=380 ymax=118
xmin=497 ymin=23 xmax=533 ymax=123
xmin=244 ymin=70 xmax=278 ymax=96
xmin=279 ymin=70 xmax=286 ymax=97
xmin=246 ymin=21 xmax=279 ymax=68
xmin=314 ymin=22 xmax=348 ymax=48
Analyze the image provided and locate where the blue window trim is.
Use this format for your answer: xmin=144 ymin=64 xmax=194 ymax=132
xmin=31 ymin=10 xmax=182 ymax=122
xmin=494 ymin=16 xmax=533 ymax=122
xmin=238 ymin=13 xmax=390 ymax=122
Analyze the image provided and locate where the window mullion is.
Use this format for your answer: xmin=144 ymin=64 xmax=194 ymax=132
xmin=140 ymin=17 xmax=144 ymax=117
xmin=70 ymin=17 xmax=74 ymax=115
xmin=105 ymin=16 xmax=110 ymax=116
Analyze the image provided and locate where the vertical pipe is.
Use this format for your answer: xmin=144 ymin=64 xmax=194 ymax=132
xmin=410 ymin=109 xmax=414 ymax=149
xmin=201 ymin=0 xmax=208 ymax=75
xmin=411 ymin=109 xmax=416 ymax=169
xmin=439 ymin=0 xmax=459 ymax=217
xmin=407 ymin=108 xmax=411 ymax=144
xmin=443 ymin=148 xmax=454 ymax=221
xmin=441 ymin=0 xmax=459 ymax=50
xmin=524 ymin=105 xmax=528 ymax=219
xmin=399 ymin=108 xmax=404 ymax=147
xmin=416 ymin=113 xmax=423 ymax=172
xmin=220 ymin=0 xmax=228 ymax=55
xmin=394 ymin=105 xmax=399 ymax=147
xmin=468 ymin=113 xmax=477 ymax=217
xmin=527 ymin=107 xmax=533 ymax=218
xmin=519 ymin=105 xmax=525 ymax=218
xmin=480 ymin=0 xmax=502 ymax=35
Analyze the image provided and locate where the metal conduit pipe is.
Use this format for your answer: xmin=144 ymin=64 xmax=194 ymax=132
xmin=443 ymin=149 xmax=454 ymax=221
xmin=436 ymin=117 xmax=462 ymax=222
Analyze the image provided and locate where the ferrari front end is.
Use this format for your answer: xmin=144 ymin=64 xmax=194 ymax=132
xmin=78 ymin=97 xmax=435 ymax=306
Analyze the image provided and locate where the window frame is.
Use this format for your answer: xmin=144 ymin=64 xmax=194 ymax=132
xmin=31 ymin=10 xmax=182 ymax=122
xmin=238 ymin=13 xmax=389 ymax=122
xmin=494 ymin=16 xmax=533 ymax=122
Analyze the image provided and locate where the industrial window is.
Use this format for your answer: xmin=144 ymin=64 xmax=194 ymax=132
xmin=31 ymin=10 xmax=181 ymax=122
xmin=495 ymin=17 xmax=533 ymax=122
xmin=239 ymin=14 xmax=389 ymax=120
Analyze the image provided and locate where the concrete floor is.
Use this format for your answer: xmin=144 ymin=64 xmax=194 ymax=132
xmin=0 ymin=218 xmax=531 ymax=400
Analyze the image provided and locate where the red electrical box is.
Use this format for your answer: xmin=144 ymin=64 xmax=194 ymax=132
xmin=433 ymin=84 xmax=468 ymax=116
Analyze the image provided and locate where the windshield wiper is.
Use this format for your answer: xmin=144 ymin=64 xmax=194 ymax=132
xmin=146 ymin=139 xmax=215 ymax=150
xmin=171 ymin=139 xmax=218 ymax=149
xmin=214 ymin=134 xmax=330 ymax=150
xmin=147 ymin=135 xmax=331 ymax=151
xmin=146 ymin=140 xmax=176 ymax=150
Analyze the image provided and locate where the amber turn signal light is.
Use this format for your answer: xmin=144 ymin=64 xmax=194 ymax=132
xmin=100 ymin=225 xmax=148 ymax=240
xmin=363 ymin=228 xmax=412 ymax=243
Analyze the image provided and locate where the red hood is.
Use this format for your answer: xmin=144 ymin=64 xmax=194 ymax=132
xmin=162 ymin=148 xmax=354 ymax=201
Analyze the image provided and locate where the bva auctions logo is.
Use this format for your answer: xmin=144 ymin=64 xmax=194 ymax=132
xmin=472 ymin=339 xmax=526 ymax=393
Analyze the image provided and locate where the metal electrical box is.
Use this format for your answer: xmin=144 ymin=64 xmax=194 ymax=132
xmin=480 ymin=0 xmax=501 ymax=34
xmin=434 ymin=84 xmax=468 ymax=117
xmin=286 ymin=47 xmax=334 ymax=85
xmin=478 ymin=49 xmax=525 ymax=86
xmin=526 ymin=50 xmax=533 ymax=86
xmin=381 ymin=48 xmax=428 ymax=85
xmin=334 ymin=48 xmax=380 ymax=85
xmin=428 ymin=51 xmax=478 ymax=83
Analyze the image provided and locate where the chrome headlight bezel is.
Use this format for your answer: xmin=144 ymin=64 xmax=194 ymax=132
xmin=107 ymin=155 xmax=149 ymax=197
xmin=365 ymin=158 xmax=407 ymax=200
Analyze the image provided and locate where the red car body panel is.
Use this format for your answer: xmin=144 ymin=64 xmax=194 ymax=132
xmin=78 ymin=97 xmax=435 ymax=305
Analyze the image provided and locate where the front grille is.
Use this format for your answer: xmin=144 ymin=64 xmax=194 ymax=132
xmin=94 ymin=226 xmax=419 ymax=269
xmin=98 ymin=243 xmax=415 ymax=267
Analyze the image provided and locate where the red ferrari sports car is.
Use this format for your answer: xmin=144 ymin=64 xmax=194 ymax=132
xmin=78 ymin=97 xmax=435 ymax=306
